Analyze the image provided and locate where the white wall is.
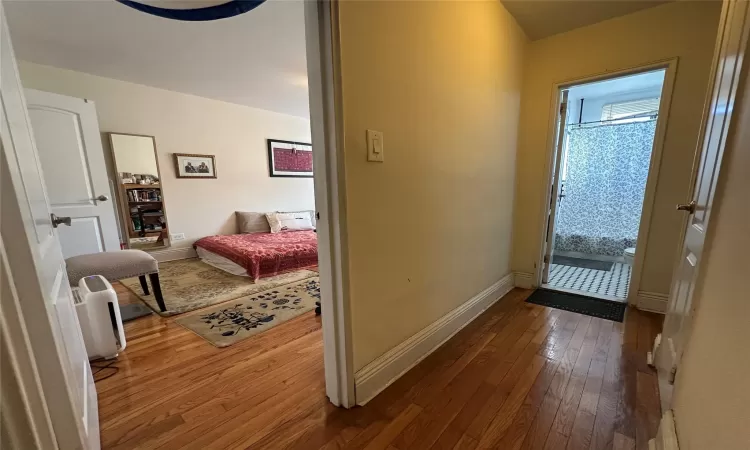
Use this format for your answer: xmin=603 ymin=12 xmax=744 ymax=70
xmin=110 ymin=133 xmax=159 ymax=176
xmin=19 ymin=62 xmax=314 ymax=251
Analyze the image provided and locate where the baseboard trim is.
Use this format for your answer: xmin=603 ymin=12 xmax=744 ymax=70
xmin=649 ymin=410 xmax=679 ymax=450
xmin=354 ymin=273 xmax=515 ymax=406
xmin=637 ymin=291 xmax=668 ymax=314
xmin=514 ymin=272 xmax=534 ymax=289
xmin=150 ymin=246 xmax=197 ymax=263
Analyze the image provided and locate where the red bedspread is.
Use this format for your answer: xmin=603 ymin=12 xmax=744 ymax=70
xmin=194 ymin=231 xmax=318 ymax=281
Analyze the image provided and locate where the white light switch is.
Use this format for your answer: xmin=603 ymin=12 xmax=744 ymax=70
xmin=367 ymin=129 xmax=384 ymax=162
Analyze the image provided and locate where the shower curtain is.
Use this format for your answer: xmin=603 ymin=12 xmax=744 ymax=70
xmin=554 ymin=120 xmax=656 ymax=257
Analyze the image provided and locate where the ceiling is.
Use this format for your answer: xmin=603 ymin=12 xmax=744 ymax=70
xmin=502 ymin=0 xmax=670 ymax=40
xmin=5 ymin=0 xmax=310 ymax=117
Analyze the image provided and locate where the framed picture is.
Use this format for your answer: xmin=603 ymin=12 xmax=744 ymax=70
xmin=267 ymin=139 xmax=313 ymax=177
xmin=173 ymin=153 xmax=217 ymax=179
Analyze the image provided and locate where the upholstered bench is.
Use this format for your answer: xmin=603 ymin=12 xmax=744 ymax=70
xmin=66 ymin=250 xmax=166 ymax=312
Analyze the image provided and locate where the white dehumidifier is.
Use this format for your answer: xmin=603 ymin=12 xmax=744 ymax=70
xmin=74 ymin=275 xmax=126 ymax=360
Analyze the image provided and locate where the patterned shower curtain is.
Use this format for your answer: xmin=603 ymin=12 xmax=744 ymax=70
xmin=554 ymin=120 xmax=656 ymax=257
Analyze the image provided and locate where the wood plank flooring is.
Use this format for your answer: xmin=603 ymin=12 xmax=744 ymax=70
xmin=100 ymin=284 xmax=662 ymax=450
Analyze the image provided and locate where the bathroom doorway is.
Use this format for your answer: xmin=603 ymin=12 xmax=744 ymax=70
xmin=539 ymin=66 xmax=670 ymax=303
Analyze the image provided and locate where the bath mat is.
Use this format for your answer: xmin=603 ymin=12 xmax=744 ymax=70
xmin=526 ymin=289 xmax=626 ymax=322
xmin=120 ymin=258 xmax=318 ymax=316
xmin=552 ymin=255 xmax=614 ymax=271
xmin=175 ymin=277 xmax=320 ymax=347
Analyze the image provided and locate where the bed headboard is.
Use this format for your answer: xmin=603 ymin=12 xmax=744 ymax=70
xmin=235 ymin=210 xmax=315 ymax=234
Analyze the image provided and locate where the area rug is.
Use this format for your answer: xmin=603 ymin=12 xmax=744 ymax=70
xmin=526 ymin=289 xmax=626 ymax=322
xmin=120 ymin=258 xmax=318 ymax=316
xmin=175 ymin=277 xmax=320 ymax=347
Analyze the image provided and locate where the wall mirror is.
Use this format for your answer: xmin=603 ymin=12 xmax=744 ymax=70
xmin=109 ymin=133 xmax=170 ymax=251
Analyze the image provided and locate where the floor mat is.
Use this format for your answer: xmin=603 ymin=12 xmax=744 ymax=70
xmin=552 ymin=255 xmax=614 ymax=271
xmin=526 ymin=289 xmax=626 ymax=322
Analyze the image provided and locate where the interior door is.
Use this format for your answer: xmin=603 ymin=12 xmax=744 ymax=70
xmin=656 ymin=0 xmax=750 ymax=409
xmin=542 ymin=89 xmax=569 ymax=284
xmin=0 ymin=4 xmax=99 ymax=449
xmin=25 ymin=88 xmax=120 ymax=258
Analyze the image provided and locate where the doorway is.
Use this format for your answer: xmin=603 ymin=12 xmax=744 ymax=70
xmin=540 ymin=67 xmax=669 ymax=303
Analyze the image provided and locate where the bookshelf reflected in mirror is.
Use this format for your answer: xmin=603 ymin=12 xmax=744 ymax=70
xmin=109 ymin=133 xmax=171 ymax=251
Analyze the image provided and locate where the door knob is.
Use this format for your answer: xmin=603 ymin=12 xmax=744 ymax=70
xmin=93 ymin=194 xmax=109 ymax=202
xmin=676 ymin=201 xmax=696 ymax=214
xmin=50 ymin=214 xmax=72 ymax=228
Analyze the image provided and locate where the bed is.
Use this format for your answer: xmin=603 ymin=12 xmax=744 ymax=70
xmin=194 ymin=226 xmax=318 ymax=281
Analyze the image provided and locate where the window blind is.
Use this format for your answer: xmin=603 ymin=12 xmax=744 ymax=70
xmin=601 ymin=97 xmax=660 ymax=121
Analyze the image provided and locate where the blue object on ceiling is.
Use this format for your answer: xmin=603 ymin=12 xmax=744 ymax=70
xmin=116 ymin=0 xmax=267 ymax=21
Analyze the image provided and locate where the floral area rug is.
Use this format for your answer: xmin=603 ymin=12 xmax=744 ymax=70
xmin=120 ymin=258 xmax=317 ymax=316
xmin=175 ymin=277 xmax=320 ymax=347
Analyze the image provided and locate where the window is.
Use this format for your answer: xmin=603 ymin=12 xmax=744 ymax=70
xmin=601 ymin=97 xmax=660 ymax=122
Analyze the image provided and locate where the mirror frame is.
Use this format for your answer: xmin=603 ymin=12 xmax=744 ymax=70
xmin=108 ymin=132 xmax=171 ymax=251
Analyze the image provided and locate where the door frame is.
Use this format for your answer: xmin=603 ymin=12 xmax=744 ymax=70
xmin=303 ymin=0 xmax=355 ymax=407
xmin=534 ymin=58 xmax=678 ymax=307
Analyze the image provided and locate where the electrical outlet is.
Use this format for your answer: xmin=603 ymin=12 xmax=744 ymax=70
xmin=171 ymin=233 xmax=186 ymax=241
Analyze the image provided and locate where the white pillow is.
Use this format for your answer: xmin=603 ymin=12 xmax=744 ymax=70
xmin=265 ymin=211 xmax=314 ymax=233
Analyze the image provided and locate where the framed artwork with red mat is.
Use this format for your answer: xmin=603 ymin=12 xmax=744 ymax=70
xmin=267 ymin=139 xmax=313 ymax=178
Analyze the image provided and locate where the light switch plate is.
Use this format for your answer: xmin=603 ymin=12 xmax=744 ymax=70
xmin=367 ymin=129 xmax=384 ymax=162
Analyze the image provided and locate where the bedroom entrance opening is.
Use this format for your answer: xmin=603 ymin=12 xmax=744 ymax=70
xmin=2 ymin=3 xmax=356 ymax=446
xmin=540 ymin=68 xmax=667 ymax=303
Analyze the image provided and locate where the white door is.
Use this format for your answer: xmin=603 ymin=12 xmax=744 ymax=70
xmin=656 ymin=0 xmax=750 ymax=409
xmin=542 ymin=90 xmax=569 ymax=284
xmin=25 ymin=88 xmax=120 ymax=259
xmin=0 ymin=4 xmax=99 ymax=449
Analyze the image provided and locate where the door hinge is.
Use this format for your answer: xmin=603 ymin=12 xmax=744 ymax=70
xmin=559 ymin=102 xmax=567 ymax=116
xmin=668 ymin=366 xmax=678 ymax=385
xmin=544 ymin=255 xmax=550 ymax=264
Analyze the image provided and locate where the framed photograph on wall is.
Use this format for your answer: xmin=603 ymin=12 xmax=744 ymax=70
xmin=267 ymin=139 xmax=313 ymax=177
xmin=173 ymin=153 xmax=217 ymax=179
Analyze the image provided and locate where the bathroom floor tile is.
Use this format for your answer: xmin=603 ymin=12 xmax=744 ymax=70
xmin=547 ymin=262 xmax=631 ymax=300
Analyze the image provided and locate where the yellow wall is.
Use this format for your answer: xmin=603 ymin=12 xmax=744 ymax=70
xmin=671 ymin=53 xmax=750 ymax=450
xmin=338 ymin=0 xmax=527 ymax=371
xmin=512 ymin=1 xmax=720 ymax=296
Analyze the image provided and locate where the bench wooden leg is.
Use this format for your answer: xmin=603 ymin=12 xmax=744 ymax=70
xmin=149 ymin=273 xmax=166 ymax=312
xmin=139 ymin=275 xmax=150 ymax=295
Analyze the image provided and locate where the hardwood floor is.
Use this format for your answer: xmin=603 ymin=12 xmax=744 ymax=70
xmin=101 ymin=285 xmax=662 ymax=450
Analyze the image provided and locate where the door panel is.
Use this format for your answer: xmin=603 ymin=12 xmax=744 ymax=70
xmin=25 ymin=88 xmax=120 ymax=258
xmin=657 ymin=0 xmax=750 ymax=409
xmin=59 ymin=217 xmax=105 ymax=257
xmin=0 ymin=3 xmax=98 ymax=448
xmin=30 ymin=106 xmax=96 ymax=206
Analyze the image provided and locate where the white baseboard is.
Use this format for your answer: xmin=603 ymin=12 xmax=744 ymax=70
xmin=514 ymin=271 xmax=534 ymax=289
xmin=354 ymin=273 xmax=515 ymax=405
xmin=150 ymin=246 xmax=197 ymax=263
xmin=637 ymin=291 xmax=668 ymax=313
xmin=649 ymin=410 xmax=679 ymax=450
